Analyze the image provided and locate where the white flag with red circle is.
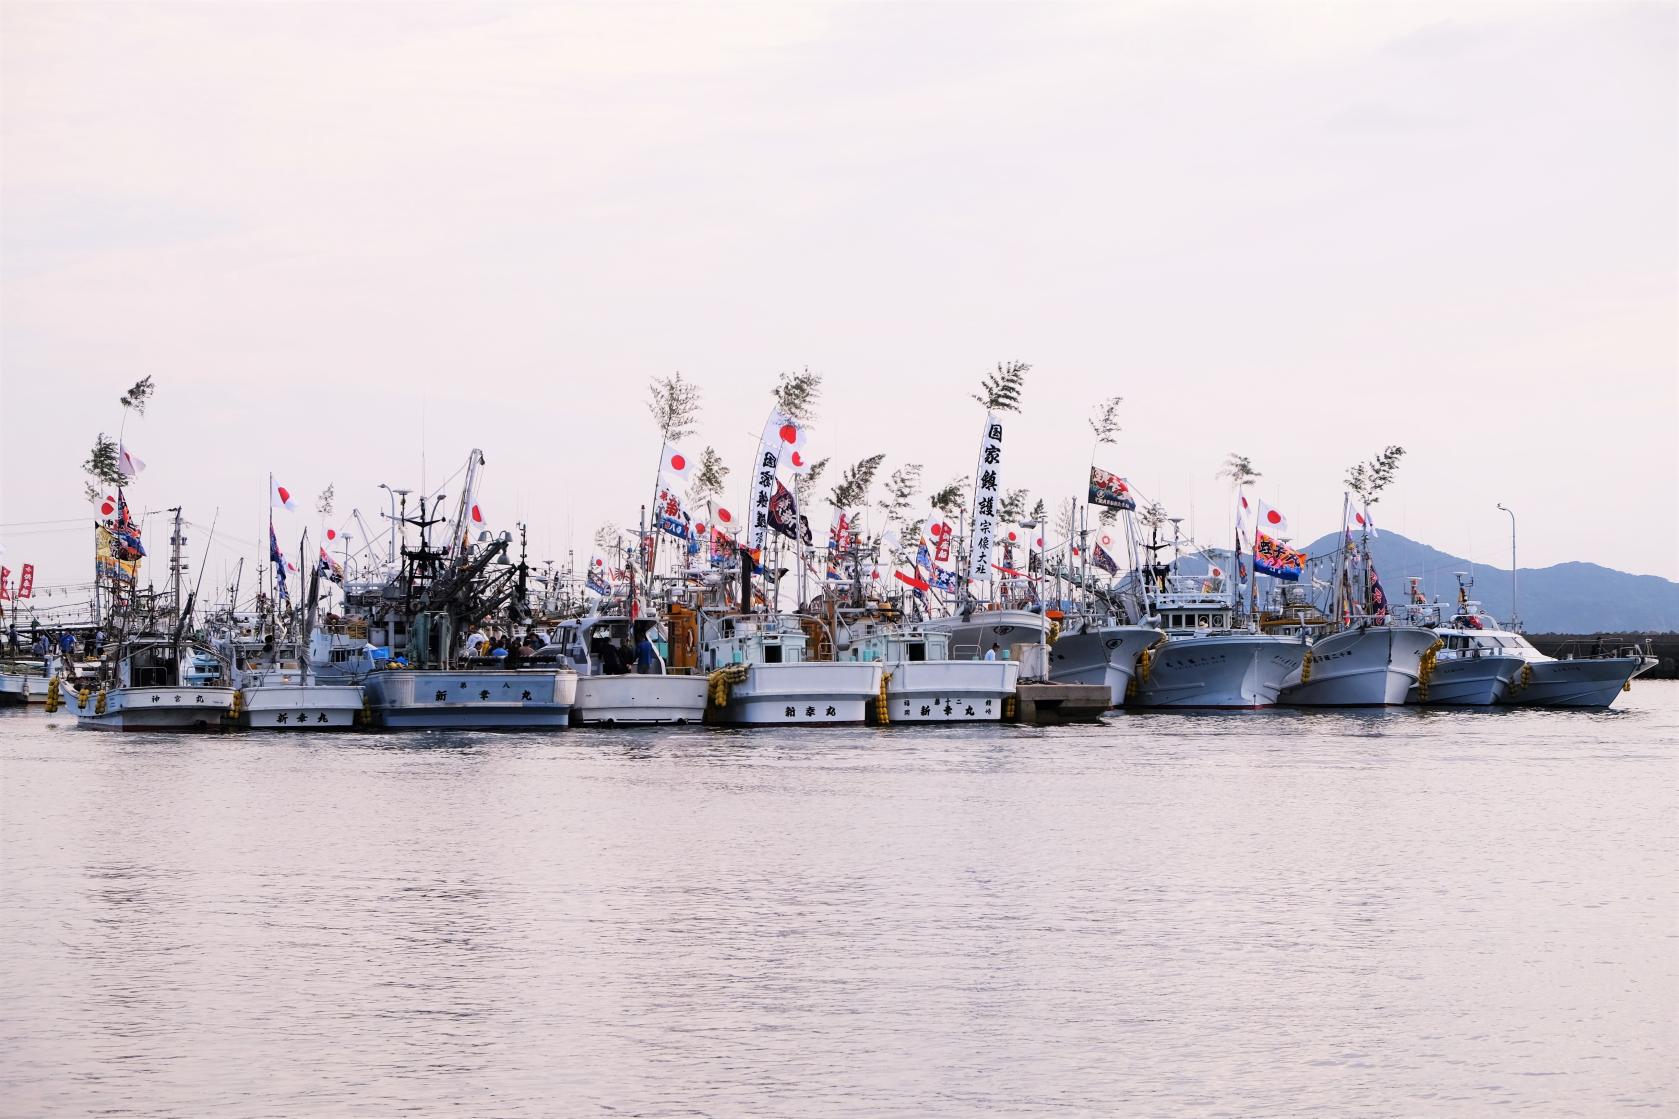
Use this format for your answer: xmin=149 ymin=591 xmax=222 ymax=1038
xmin=1257 ymin=500 xmax=1288 ymax=536
xmin=659 ymin=443 xmax=693 ymax=484
xmin=271 ymin=478 xmax=297 ymax=512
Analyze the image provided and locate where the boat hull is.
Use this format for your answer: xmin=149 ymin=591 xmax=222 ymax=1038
xmin=881 ymin=659 xmax=1020 ymax=722
xmin=363 ymin=669 xmax=577 ymax=730
xmin=1501 ymin=656 xmax=1655 ymax=709
xmin=572 ymin=674 xmax=710 ymax=725
xmin=238 ymin=683 xmax=366 ymax=729
xmin=1281 ymin=626 xmax=1438 ymax=707
xmin=711 ymin=661 xmax=883 ymax=726
xmin=1407 ymin=654 xmax=1523 ymax=706
xmin=920 ymin=610 xmax=1051 ymax=661
xmin=68 ymin=686 xmax=237 ymax=731
xmin=1047 ymin=625 xmax=1166 ymax=706
xmin=0 ymin=672 xmax=29 ymax=706
xmin=1129 ymin=634 xmax=1306 ymax=709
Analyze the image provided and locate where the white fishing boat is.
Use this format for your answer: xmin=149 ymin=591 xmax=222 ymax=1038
xmin=700 ymin=613 xmax=882 ymax=725
xmin=362 ymin=663 xmax=576 ymax=729
xmin=550 ymin=612 xmax=708 ymax=726
xmin=920 ymin=607 xmax=1051 ymax=662
xmin=839 ymin=621 xmax=1018 ymax=723
xmin=1046 ymin=616 xmax=1166 ymax=707
xmin=1127 ymin=575 xmax=1305 ymax=709
xmin=56 ymin=634 xmax=236 ymax=731
xmin=1279 ymin=622 xmax=1441 ymax=707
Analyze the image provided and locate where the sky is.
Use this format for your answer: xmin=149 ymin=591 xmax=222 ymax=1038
xmin=2 ymin=1 xmax=1675 ymax=614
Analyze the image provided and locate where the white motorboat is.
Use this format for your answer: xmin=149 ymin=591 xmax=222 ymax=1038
xmin=550 ymin=612 xmax=708 ymax=726
xmin=840 ymin=621 xmax=1019 ymax=723
xmin=1397 ymin=582 xmax=1654 ymax=708
xmin=1127 ymin=576 xmax=1305 ymax=709
xmin=56 ymin=635 xmax=236 ymax=731
xmin=1046 ymin=616 xmax=1166 ymax=707
xmin=700 ymin=613 xmax=882 ymax=726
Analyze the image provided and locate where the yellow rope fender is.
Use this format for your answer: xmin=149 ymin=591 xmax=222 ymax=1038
xmin=1417 ymin=640 xmax=1443 ymax=703
xmin=359 ymin=695 xmax=373 ymax=727
xmin=707 ymin=664 xmax=749 ymax=709
xmin=95 ymin=688 xmax=108 ymax=715
xmin=1139 ymin=646 xmax=1154 ymax=683
xmin=875 ymin=671 xmax=892 ymax=725
xmin=1003 ymin=695 xmax=1016 ymax=720
xmin=229 ymin=689 xmax=243 ymax=720
xmin=45 ymin=676 xmax=61 ymax=713
xmin=1519 ymin=662 xmax=1532 ymax=691
xmin=1046 ymin=621 xmax=1060 ymax=646
xmin=1300 ymin=647 xmax=1314 ymax=685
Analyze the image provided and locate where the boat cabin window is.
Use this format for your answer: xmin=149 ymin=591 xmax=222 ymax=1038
xmin=763 ymin=643 xmax=783 ymax=664
xmin=906 ymin=641 xmax=926 ymax=662
xmin=1196 ymin=614 xmax=1211 ymax=628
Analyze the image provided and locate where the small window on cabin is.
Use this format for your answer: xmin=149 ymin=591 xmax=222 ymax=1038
xmin=763 ymin=644 xmax=783 ymax=664
xmin=1196 ymin=614 xmax=1211 ymax=628
xmin=907 ymin=642 xmax=926 ymax=662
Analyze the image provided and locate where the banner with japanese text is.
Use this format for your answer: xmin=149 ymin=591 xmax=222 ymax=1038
xmin=969 ymin=412 xmax=1003 ymax=581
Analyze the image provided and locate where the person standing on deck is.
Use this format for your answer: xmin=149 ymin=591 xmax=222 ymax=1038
xmin=985 ymin=643 xmax=999 ymax=661
xmin=636 ymin=631 xmax=656 ymax=674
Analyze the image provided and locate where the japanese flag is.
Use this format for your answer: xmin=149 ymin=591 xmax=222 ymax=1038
xmin=770 ymin=413 xmax=809 ymax=452
xmin=97 ymin=494 xmax=117 ymax=517
xmin=471 ymin=504 xmax=485 ymax=525
xmin=1257 ymin=500 xmax=1288 ymax=536
xmin=784 ymin=446 xmax=816 ymax=475
xmin=117 ymin=444 xmax=146 ymax=478
xmin=1236 ymin=491 xmax=1252 ymax=533
xmin=1348 ymin=506 xmax=1378 ymax=538
xmin=271 ymin=478 xmax=296 ymax=512
xmin=659 ymin=443 xmax=693 ymax=484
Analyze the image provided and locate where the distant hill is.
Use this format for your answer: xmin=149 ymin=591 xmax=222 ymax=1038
xmin=1192 ymin=531 xmax=1679 ymax=633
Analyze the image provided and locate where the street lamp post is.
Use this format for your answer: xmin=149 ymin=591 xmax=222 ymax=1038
xmin=1496 ymin=503 xmax=1517 ymax=628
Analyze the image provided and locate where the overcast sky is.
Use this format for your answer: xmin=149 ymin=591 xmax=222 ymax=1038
xmin=3 ymin=1 xmax=1675 ymax=607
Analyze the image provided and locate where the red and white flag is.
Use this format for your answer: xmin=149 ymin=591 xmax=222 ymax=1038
xmin=0 ymin=566 xmax=9 ymax=599
xmin=1257 ymin=500 xmax=1288 ymax=536
xmin=1347 ymin=505 xmax=1378 ymax=538
xmin=97 ymin=494 xmax=117 ymax=517
xmin=784 ymin=446 xmax=816 ymax=476
xmin=271 ymin=478 xmax=297 ymax=512
xmin=659 ymin=443 xmax=693 ymax=484
xmin=17 ymin=564 xmax=34 ymax=598
xmin=117 ymin=444 xmax=146 ymax=478
xmin=471 ymin=504 xmax=485 ymax=525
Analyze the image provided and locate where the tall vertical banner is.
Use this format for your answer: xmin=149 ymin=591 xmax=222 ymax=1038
xmin=969 ymin=412 xmax=1003 ymax=581
xmin=0 ymin=566 xmax=9 ymax=599
xmin=748 ymin=411 xmax=802 ymax=551
xmin=16 ymin=564 xmax=33 ymax=599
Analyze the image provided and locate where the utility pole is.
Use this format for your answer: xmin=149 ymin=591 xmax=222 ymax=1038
xmin=1496 ymin=503 xmax=1517 ymax=628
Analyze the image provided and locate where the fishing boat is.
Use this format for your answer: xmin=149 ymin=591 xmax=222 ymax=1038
xmin=336 ymin=451 xmax=577 ymax=730
xmin=1046 ymin=616 xmax=1166 ymax=707
xmin=1269 ymin=507 xmax=1439 ymax=707
xmin=1278 ymin=621 xmax=1441 ymax=707
xmin=699 ymin=612 xmax=882 ymax=725
xmin=919 ymin=607 xmax=1051 ymax=662
xmin=839 ymin=620 xmax=1018 ymax=723
xmin=58 ymin=633 xmax=236 ymax=731
xmin=549 ymin=610 xmax=708 ymax=726
xmin=1127 ymin=574 xmax=1306 ymax=709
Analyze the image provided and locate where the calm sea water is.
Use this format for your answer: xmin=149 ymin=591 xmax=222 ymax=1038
xmin=3 ymin=685 xmax=1675 ymax=1117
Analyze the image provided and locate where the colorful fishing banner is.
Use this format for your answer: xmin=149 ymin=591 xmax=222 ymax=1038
xmin=1254 ymin=530 xmax=1306 ymax=582
xmin=16 ymin=564 xmax=32 ymax=599
xmin=1088 ymin=466 xmax=1135 ymax=511
xmin=969 ymin=412 xmax=1004 ymax=580
xmin=655 ymin=480 xmax=691 ymax=540
xmin=317 ymin=547 xmax=344 ymax=585
xmin=768 ymin=479 xmax=810 ymax=544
